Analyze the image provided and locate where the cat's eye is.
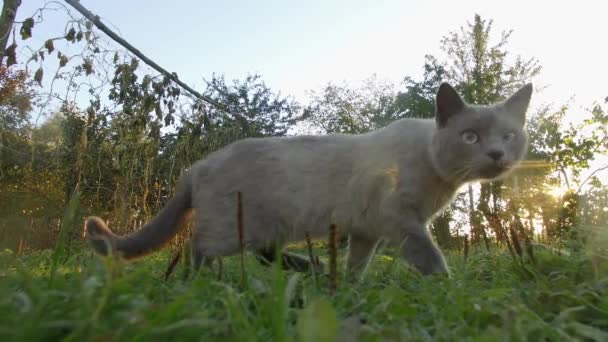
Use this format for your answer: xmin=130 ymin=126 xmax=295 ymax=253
xmin=461 ymin=130 xmax=479 ymax=144
xmin=503 ymin=132 xmax=516 ymax=142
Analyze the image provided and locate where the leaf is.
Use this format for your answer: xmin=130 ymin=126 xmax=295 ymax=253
xmin=65 ymin=28 xmax=76 ymax=42
xmin=6 ymin=43 xmax=17 ymax=66
xmin=164 ymin=113 xmax=173 ymax=126
xmin=142 ymin=75 xmax=151 ymax=88
xmin=83 ymin=59 xmax=93 ymax=75
xmin=59 ymin=54 xmax=68 ymax=68
xmin=130 ymin=58 xmax=139 ymax=71
xmin=20 ymin=18 xmax=34 ymax=40
xmin=34 ymin=67 xmax=44 ymax=86
xmin=76 ymin=31 xmax=83 ymax=42
xmin=566 ymin=322 xmax=608 ymax=341
xmin=44 ymin=39 xmax=55 ymax=54
xmin=155 ymin=102 xmax=162 ymax=120
xmin=297 ymin=299 xmax=338 ymax=342
xmin=143 ymin=96 xmax=154 ymax=114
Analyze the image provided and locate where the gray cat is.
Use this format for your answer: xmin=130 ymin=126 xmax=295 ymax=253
xmin=85 ymin=82 xmax=532 ymax=277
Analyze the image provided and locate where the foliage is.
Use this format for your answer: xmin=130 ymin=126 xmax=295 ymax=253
xmin=0 ymin=5 xmax=607 ymax=341
xmin=440 ymin=14 xmax=541 ymax=105
xmin=392 ymin=55 xmax=447 ymax=119
xmin=305 ymin=74 xmax=397 ymax=134
xmin=0 ymin=4 xmax=606 ymax=262
xmin=0 ymin=3 xmax=308 ymax=250
xmin=203 ymin=73 xmax=302 ymax=137
xmin=1 ymin=244 xmax=607 ymax=340
xmin=0 ymin=65 xmax=32 ymax=135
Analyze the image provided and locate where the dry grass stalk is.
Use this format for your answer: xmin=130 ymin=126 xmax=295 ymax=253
xmin=164 ymin=249 xmax=182 ymax=281
xmin=504 ymin=228 xmax=517 ymax=261
xmin=328 ymin=224 xmax=338 ymax=294
xmin=181 ymin=239 xmax=192 ymax=280
xmin=509 ymin=225 xmax=523 ymax=261
xmin=463 ymin=234 xmax=469 ymax=262
xmin=305 ymin=232 xmax=319 ymax=282
xmin=217 ymin=257 xmax=223 ymax=281
xmin=16 ymin=237 xmax=24 ymax=257
xmin=481 ymin=224 xmax=491 ymax=252
xmin=523 ymin=232 xmax=536 ymax=264
xmin=237 ymin=191 xmax=247 ymax=288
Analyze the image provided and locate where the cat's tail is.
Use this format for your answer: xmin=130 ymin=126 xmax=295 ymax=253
xmin=84 ymin=175 xmax=193 ymax=260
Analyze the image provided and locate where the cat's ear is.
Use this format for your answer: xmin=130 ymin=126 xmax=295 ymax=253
xmin=435 ymin=83 xmax=465 ymax=128
xmin=503 ymin=83 xmax=533 ymax=126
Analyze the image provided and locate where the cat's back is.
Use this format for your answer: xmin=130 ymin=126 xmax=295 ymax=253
xmin=382 ymin=117 xmax=435 ymax=138
xmin=188 ymin=133 xmax=356 ymax=187
xmin=356 ymin=118 xmax=435 ymax=164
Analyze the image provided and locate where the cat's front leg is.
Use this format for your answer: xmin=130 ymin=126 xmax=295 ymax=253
xmin=399 ymin=229 xmax=450 ymax=276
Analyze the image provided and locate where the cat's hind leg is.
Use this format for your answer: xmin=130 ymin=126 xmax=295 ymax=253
xmin=255 ymin=245 xmax=324 ymax=273
xmin=345 ymin=235 xmax=380 ymax=279
xmin=185 ymin=244 xmax=215 ymax=280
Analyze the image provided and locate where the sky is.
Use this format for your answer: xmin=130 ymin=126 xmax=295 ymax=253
xmin=19 ymin=0 xmax=608 ymax=108
xmin=15 ymin=0 xmax=608 ymax=182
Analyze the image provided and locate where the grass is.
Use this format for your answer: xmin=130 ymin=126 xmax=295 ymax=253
xmin=0 ymin=241 xmax=607 ymax=341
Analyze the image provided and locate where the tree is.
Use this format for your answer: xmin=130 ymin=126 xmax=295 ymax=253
xmin=0 ymin=65 xmax=31 ymax=133
xmin=305 ymin=74 xmax=397 ymax=134
xmin=440 ymin=15 xmax=541 ymax=105
xmin=392 ymin=55 xmax=447 ymax=120
xmin=202 ymin=73 xmax=302 ymax=137
xmin=525 ymin=98 xmax=608 ymax=239
xmin=0 ymin=64 xmax=32 ymax=180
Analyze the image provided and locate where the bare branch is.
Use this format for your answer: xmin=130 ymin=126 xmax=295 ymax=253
xmin=577 ymin=164 xmax=608 ymax=194
xmin=64 ymin=0 xmax=243 ymax=120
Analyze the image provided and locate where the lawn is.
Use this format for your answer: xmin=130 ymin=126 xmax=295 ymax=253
xmin=1 ymin=240 xmax=607 ymax=341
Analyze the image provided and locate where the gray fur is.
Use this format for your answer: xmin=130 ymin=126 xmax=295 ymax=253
xmin=85 ymin=83 xmax=532 ymax=277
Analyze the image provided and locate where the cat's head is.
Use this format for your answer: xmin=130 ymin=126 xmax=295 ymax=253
xmin=430 ymin=82 xmax=532 ymax=184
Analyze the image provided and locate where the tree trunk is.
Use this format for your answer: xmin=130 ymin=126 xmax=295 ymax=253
xmin=431 ymin=211 xmax=452 ymax=249
xmin=468 ymin=184 xmax=481 ymax=243
xmin=0 ymin=0 xmax=21 ymax=65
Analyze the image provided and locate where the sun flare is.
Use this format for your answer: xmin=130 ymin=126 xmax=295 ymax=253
xmin=547 ymin=185 xmax=570 ymax=199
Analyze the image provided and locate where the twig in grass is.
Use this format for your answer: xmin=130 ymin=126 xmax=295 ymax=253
xmin=217 ymin=257 xmax=223 ymax=281
xmin=16 ymin=237 xmax=24 ymax=257
xmin=181 ymin=239 xmax=192 ymax=280
xmin=463 ymin=234 xmax=469 ymax=262
xmin=305 ymin=232 xmax=319 ymax=283
xmin=523 ymin=232 xmax=536 ymax=265
xmin=164 ymin=249 xmax=182 ymax=281
xmin=481 ymin=224 xmax=490 ymax=252
xmin=237 ymin=191 xmax=247 ymax=288
xmin=504 ymin=229 xmax=517 ymax=261
xmin=513 ymin=214 xmax=536 ymax=265
xmin=328 ymin=223 xmax=338 ymax=294
xmin=509 ymin=225 xmax=523 ymax=261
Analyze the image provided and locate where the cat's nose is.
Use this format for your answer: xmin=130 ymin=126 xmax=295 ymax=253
xmin=487 ymin=150 xmax=504 ymax=161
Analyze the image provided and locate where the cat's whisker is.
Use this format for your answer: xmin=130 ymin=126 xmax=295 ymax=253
xmin=451 ymin=162 xmax=473 ymax=183
xmin=514 ymin=160 xmax=552 ymax=169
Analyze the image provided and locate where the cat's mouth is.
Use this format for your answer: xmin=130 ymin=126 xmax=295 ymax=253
xmin=480 ymin=162 xmax=512 ymax=178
